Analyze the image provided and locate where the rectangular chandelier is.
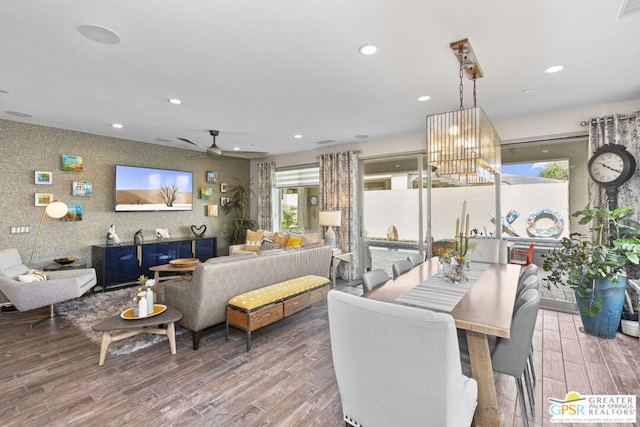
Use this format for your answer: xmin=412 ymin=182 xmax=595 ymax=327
xmin=426 ymin=38 xmax=501 ymax=185
xmin=426 ymin=106 xmax=501 ymax=185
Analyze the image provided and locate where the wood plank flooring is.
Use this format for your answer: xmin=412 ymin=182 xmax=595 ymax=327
xmin=1 ymin=298 xmax=639 ymax=426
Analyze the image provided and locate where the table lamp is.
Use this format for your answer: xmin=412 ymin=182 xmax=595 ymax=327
xmin=29 ymin=200 xmax=68 ymax=268
xmin=319 ymin=210 xmax=341 ymax=249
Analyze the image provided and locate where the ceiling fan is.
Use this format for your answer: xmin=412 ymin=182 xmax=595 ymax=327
xmin=178 ymin=130 xmax=267 ymax=160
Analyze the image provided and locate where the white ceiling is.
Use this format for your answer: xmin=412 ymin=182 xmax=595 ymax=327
xmin=1 ymin=0 xmax=639 ymax=156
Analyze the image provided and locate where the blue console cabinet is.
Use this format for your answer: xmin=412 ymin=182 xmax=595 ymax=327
xmin=92 ymin=237 xmax=216 ymax=289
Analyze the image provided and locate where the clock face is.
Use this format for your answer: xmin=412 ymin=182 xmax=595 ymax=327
xmin=589 ymin=151 xmax=625 ymax=184
xmin=310 ymin=195 xmax=318 ymax=206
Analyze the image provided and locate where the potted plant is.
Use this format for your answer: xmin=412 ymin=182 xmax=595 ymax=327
xmin=542 ymin=205 xmax=640 ymax=338
xmin=222 ymin=177 xmax=257 ymax=245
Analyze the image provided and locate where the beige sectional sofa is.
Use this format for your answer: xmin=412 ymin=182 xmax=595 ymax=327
xmin=164 ymin=245 xmax=332 ymax=350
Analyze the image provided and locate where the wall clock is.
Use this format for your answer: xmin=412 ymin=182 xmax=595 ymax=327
xmin=587 ymin=144 xmax=636 ymax=188
xmin=309 ymin=195 xmax=318 ymax=206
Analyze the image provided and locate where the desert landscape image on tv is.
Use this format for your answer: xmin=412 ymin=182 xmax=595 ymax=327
xmin=115 ymin=165 xmax=193 ymax=212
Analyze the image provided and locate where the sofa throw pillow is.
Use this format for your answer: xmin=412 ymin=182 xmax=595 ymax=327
xmin=245 ymin=230 xmax=265 ymax=252
xmin=260 ymin=239 xmax=280 ymax=251
xmin=286 ymin=236 xmax=303 ymax=247
xmin=18 ymin=269 xmax=48 ymax=283
xmin=273 ymin=232 xmax=289 ymax=248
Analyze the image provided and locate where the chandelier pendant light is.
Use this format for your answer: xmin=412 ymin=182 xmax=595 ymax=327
xmin=426 ymin=38 xmax=501 ymax=185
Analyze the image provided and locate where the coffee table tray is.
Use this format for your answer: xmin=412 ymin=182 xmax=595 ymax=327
xmin=121 ymin=304 xmax=167 ymax=320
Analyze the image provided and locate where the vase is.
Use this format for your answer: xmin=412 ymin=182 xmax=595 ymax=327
xmin=146 ymin=288 xmax=154 ymax=314
xmin=138 ymin=295 xmax=148 ymax=318
xmin=575 ymin=275 xmax=626 ymax=339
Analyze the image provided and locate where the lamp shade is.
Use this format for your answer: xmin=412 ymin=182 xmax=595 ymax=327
xmin=319 ymin=210 xmax=341 ymax=227
xmin=45 ymin=201 xmax=69 ymax=218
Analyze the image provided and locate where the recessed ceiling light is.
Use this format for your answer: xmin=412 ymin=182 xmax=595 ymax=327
xmin=359 ymin=44 xmax=378 ymax=55
xmin=294 ymin=134 xmax=303 ymax=139
xmin=233 ymin=147 xmax=240 ymax=151
xmin=112 ymin=123 xmax=123 ymax=129
xmin=544 ymin=65 xmax=565 ymax=74
xmin=542 ymin=149 xmax=550 ymax=153
xmin=521 ymin=89 xmax=533 ymax=94
xmin=417 ymin=95 xmax=431 ymax=102
xmin=6 ymin=110 xmax=32 ymax=118
xmin=78 ymin=24 xmax=121 ymax=45
xmin=355 ymin=135 xmax=369 ymax=139
xmin=168 ymin=98 xmax=182 ymax=105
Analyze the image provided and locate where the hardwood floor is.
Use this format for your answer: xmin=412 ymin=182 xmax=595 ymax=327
xmin=1 ymin=298 xmax=639 ymax=426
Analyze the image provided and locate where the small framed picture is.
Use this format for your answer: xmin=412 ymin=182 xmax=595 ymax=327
xmin=35 ymin=193 xmax=53 ymax=206
xmin=206 ymin=205 xmax=219 ymax=217
xmin=35 ymin=171 xmax=53 ymax=185
xmin=220 ymin=183 xmax=228 ymax=193
xmin=206 ymin=171 xmax=218 ymax=183
xmin=200 ymin=187 xmax=213 ymax=200
xmin=221 ymin=197 xmax=230 ymax=207
xmin=61 ymin=155 xmax=83 ymax=172
xmin=62 ymin=205 xmax=82 ymax=221
xmin=72 ymin=181 xmax=92 ymax=196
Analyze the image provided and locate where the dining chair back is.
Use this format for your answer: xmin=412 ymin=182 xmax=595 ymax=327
xmin=491 ymin=288 xmax=540 ymax=427
xmin=516 ymin=274 xmax=540 ymax=303
xmin=407 ymin=253 xmax=424 ymax=267
xmin=392 ymin=259 xmax=413 ymax=279
xmin=518 ymin=263 xmax=539 ymax=281
xmin=361 ymin=269 xmax=390 ymax=293
xmin=327 ymin=290 xmax=477 ymax=427
xmin=510 ymin=243 xmax=535 ymax=266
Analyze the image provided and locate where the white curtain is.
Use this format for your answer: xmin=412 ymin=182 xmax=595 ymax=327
xmin=588 ymin=112 xmax=640 ymax=210
xmin=319 ymin=150 xmax=360 ymax=281
xmin=256 ymin=161 xmax=276 ymax=231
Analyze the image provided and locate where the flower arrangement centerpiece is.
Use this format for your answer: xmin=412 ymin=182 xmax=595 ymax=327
xmin=133 ymin=275 xmax=156 ymax=316
xmin=136 ymin=275 xmax=156 ymax=293
xmin=437 ymin=203 xmax=473 ymax=283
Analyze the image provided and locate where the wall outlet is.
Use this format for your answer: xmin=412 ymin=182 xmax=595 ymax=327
xmin=10 ymin=226 xmax=30 ymax=234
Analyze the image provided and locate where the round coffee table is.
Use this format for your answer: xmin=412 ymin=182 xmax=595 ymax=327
xmin=92 ymin=305 xmax=182 ymax=366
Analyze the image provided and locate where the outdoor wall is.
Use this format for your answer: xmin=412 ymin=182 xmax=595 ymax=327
xmin=0 ymin=119 xmax=250 ymax=268
xmin=364 ymin=182 xmax=569 ymax=241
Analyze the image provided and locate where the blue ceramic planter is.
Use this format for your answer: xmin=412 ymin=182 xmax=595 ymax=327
xmin=575 ymin=275 xmax=627 ymax=339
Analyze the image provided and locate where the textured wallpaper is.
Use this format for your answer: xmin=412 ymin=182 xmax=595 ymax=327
xmin=0 ymin=119 xmax=250 ymax=269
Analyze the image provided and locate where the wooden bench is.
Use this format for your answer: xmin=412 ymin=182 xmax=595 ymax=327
xmin=226 ymin=275 xmax=330 ymax=351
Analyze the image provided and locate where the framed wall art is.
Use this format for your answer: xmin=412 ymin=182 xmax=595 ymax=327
xmin=35 ymin=171 xmax=53 ymax=185
xmin=200 ymin=187 xmax=213 ymax=200
xmin=63 ymin=205 xmax=82 ymax=221
xmin=61 ymin=155 xmax=83 ymax=172
xmin=72 ymin=181 xmax=92 ymax=196
xmin=206 ymin=171 xmax=218 ymax=183
xmin=220 ymin=183 xmax=228 ymax=193
xmin=221 ymin=197 xmax=229 ymax=206
xmin=35 ymin=193 xmax=53 ymax=206
xmin=206 ymin=205 xmax=219 ymax=217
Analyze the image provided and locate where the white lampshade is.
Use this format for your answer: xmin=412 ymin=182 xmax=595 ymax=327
xmin=45 ymin=201 xmax=69 ymax=219
xmin=319 ymin=210 xmax=341 ymax=227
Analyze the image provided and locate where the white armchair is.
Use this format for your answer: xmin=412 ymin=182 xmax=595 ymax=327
xmin=0 ymin=248 xmax=96 ymax=316
xmin=327 ymin=290 xmax=477 ymax=427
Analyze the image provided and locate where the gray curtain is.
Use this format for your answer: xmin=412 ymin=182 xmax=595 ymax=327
xmin=256 ymin=161 xmax=276 ymax=231
xmin=588 ymin=112 xmax=640 ymax=210
xmin=319 ymin=150 xmax=360 ymax=281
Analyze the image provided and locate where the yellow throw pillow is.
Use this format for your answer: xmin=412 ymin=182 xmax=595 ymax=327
xmin=245 ymin=230 xmax=265 ymax=252
xmin=286 ymin=236 xmax=303 ymax=247
xmin=273 ymin=232 xmax=289 ymax=248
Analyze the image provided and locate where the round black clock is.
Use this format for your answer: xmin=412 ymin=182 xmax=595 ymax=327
xmin=587 ymin=144 xmax=636 ymax=187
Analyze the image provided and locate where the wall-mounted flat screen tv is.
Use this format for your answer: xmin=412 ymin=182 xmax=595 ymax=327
xmin=115 ymin=165 xmax=193 ymax=212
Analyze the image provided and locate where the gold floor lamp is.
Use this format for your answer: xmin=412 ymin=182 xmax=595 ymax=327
xmin=28 ymin=200 xmax=68 ymax=269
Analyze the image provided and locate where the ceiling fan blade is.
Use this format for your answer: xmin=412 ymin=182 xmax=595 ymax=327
xmin=221 ymin=150 xmax=268 ymax=159
xmin=177 ymin=137 xmax=206 ymax=149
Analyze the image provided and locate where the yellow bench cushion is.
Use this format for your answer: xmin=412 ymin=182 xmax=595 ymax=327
xmin=228 ymin=275 xmax=329 ymax=310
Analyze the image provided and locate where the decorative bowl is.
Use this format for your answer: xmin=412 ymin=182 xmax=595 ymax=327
xmin=169 ymin=258 xmax=199 ymax=267
xmin=54 ymin=257 xmax=78 ymax=266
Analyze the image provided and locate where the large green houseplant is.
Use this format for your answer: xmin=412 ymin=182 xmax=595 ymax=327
xmin=222 ymin=178 xmax=256 ymax=245
xmin=542 ymin=205 xmax=640 ymax=338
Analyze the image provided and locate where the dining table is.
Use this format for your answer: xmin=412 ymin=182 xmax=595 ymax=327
xmin=364 ymin=257 xmax=521 ymax=427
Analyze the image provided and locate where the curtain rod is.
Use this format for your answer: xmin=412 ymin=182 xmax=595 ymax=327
xmin=315 ymin=149 xmax=362 ymax=160
xmin=590 ymin=112 xmax=639 ymax=124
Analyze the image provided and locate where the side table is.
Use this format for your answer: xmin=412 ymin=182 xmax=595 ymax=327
xmin=331 ymin=252 xmax=352 ymax=288
xmin=91 ymin=305 xmax=182 ymax=366
xmin=149 ymin=263 xmax=196 ymax=282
